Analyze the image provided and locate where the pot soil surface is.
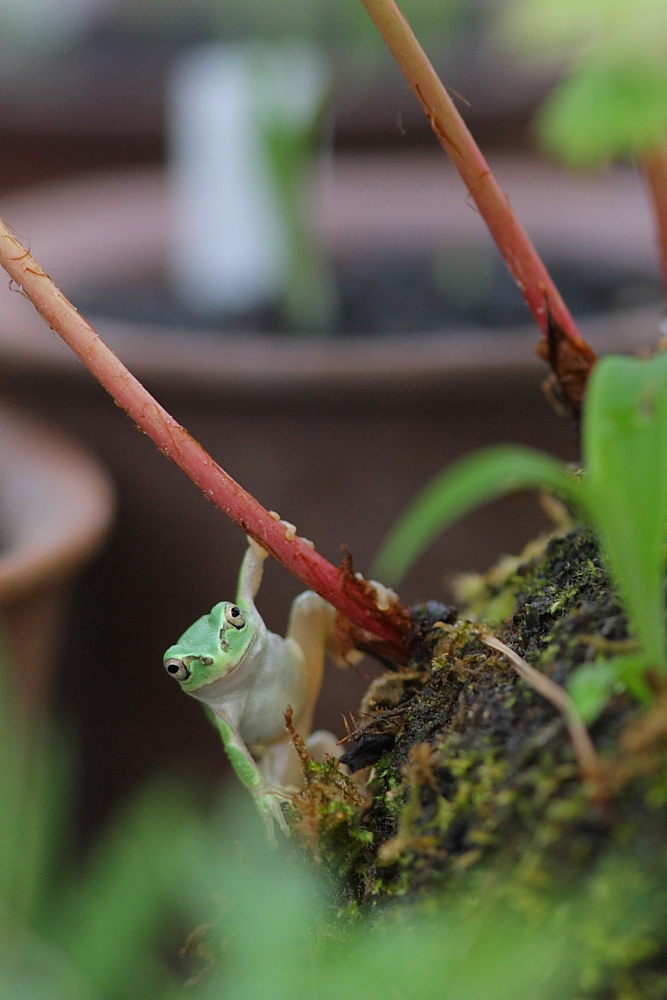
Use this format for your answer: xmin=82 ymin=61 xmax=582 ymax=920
xmin=77 ymin=246 xmax=660 ymax=336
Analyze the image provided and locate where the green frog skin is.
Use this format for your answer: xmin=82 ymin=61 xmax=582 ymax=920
xmin=163 ymin=538 xmax=340 ymax=841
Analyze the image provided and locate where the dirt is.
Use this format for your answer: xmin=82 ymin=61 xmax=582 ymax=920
xmin=77 ymin=245 xmax=661 ymax=336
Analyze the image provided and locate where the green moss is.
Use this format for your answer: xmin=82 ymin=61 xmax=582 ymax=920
xmin=309 ymin=528 xmax=666 ymax=929
xmin=281 ymin=525 xmax=667 ymax=994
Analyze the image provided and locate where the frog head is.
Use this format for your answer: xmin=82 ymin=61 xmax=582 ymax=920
xmin=163 ymin=601 xmax=256 ymax=693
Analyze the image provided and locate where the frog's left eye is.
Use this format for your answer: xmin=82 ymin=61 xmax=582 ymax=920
xmin=225 ymin=605 xmax=246 ymax=629
xmin=164 ymin=658 xmax=191 ymax=682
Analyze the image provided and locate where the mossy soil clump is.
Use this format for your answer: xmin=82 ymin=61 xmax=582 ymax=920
xmin=292 ymin=525 xmax=667 ymax=993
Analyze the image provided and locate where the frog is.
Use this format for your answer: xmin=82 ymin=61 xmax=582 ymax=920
xmin=163 ymin=537 xmax=343 ymax=841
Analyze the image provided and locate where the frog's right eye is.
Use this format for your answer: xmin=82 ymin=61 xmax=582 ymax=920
xmin=164 ymin=658 xmax=191 ymax=682
xmin=224 ymin=605 xmax=246 ymax=629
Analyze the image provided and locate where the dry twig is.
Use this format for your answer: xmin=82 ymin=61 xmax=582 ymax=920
xmin=482 ymin=633 xmax=608 ymax=805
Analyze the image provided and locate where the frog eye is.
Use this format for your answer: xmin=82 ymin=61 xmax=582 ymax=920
xmin=164 ymin=658 xmax=191 ymax=682
xmin=225 ymin=605 xmax=246 ymax=629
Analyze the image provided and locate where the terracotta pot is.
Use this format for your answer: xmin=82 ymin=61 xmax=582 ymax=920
xmin=0 ymin=153 xmax=659 ymax=826
xmin=0 ymin=405 xmax=114 ymax=712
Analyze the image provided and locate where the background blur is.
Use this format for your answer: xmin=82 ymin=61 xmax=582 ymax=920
xmin=0 ymin=0 xmax=661 ymax=844
xmin=0 ymin=0 xmax=543 ymax=192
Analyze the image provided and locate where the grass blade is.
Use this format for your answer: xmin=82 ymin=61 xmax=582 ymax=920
xmin=582 ymin=352 xmax=667 ymax=669
xmin=373 ymin=445 xmax=582 ymax=585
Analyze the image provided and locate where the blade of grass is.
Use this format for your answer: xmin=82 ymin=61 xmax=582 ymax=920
xmin=372 ymin=445 xmax=583 ymax=585
xmin=582 ymin=351 xmax=667 ymax=670
xmin=53 ymin=784 xmax=206 ymax=998
xmin=358 ymin=0 xmax=592 ymax=358
xmin=0 ymin=221 xmax=412 ymax=661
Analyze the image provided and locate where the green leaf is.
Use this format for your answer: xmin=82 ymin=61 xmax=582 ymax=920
xmin=498 ymin=0 xmax=667 ymax=65
xmin=372 ymin=445 xmax=583 ymax=585
xmin=582 ymin=352 xmax=667 ymax=669
xmin=52 ymin=783 xmax=209 ymax=998
xmin=539 ymin=58 xmax=667 ymax=166
xmin=496 ymin=0 xmax=606 ymax=58
xmin=614 ymin=653 xmax=656 ymax=702
xmin=568 ymin=660 xmax=621 ymax=723
xmin=569 ymin=654 xmax=654 ymax=723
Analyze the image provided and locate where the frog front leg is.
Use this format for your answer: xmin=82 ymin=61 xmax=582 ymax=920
xmin=215 ymin=712 xmax=291 ymax=843
xmin=238 ymin=535 xmax=340 ymax=782
xmin=237 ymin=538 xmax=335 ymax=720
xmin=236 ymin=536 xmax=269 ymax=610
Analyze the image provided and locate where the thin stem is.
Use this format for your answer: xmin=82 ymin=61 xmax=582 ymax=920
xmin=0 ymin=220 xmax=412 ymax=661
xmin=640 ymin=145 xmax=667 ymax=303
xmin=358 ymin=0 xmax=589 ymax=349
xmin=482 ymin=633 xmax=608 ymax=805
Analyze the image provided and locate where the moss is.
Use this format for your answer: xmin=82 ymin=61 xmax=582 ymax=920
xmin=296 ymin=525 xmax=667 ymax=987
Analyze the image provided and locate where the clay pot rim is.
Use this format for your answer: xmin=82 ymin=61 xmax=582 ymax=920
xmin=0 ymin=156 xmax=661 ymax=399
xmin=0 ymin=404 xmax=115 ymax=603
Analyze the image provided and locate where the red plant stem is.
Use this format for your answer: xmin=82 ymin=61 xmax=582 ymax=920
xmin=640 ymin=146 xmax=667 ymax=302
xmin=359 ymin=0 xmax=587 ymax=347
xmin=0 ymin=220 xmax=411 ymax=660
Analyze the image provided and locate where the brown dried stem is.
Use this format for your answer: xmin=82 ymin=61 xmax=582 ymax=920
xmin=0 ymin=219 xmax=412 ymax=661
xmin=482 ymin=633 xmax=608 ymax=805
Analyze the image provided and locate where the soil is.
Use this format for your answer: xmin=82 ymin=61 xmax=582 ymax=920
xmin=76 ymin=245 xmax=661 ymax=336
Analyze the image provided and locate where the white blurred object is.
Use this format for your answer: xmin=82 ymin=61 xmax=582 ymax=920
xmin=168 ymin=42 xmax=328 ymax=316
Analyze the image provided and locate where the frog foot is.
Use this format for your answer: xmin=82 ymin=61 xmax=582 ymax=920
xmin=255 ymin=787 xmax=293 ymax=845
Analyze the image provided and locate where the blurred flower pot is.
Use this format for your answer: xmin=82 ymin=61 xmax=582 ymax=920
xmin=0 ymin=405 xmax=114 ymax=712
xmin=0 ymin=153 xmax=659 ymax=822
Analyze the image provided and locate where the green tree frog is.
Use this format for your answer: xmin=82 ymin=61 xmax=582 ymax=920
xmin=163 ymin=538 xmax=341 ymax=840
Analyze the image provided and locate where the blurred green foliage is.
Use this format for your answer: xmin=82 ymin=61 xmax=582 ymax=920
xmin=373 ymin=350 xmax=667 ymax=720
xmin=2 ymin=623 xmax=667 ymax=998
xmin=0 ymin=662 xmax=212 ymax=998
xmin=497 ymin=0 xmax=667 ymax=165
